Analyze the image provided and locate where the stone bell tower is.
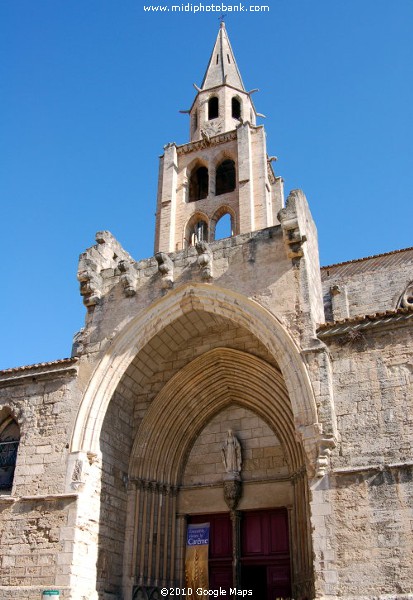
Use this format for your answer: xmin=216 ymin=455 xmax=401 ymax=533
xmin=154 ymin=22 xmax=284 ymax=253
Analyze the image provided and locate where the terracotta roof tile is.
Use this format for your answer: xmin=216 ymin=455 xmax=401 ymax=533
xmin=321 ymin=246 xmax=413 ymax=276
xmin=0 ymin=357 xmax=78 ymax=376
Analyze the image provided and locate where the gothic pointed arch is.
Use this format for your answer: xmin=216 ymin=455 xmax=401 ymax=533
xmin=188 ymin=161 xmax=209 ymax=202
xmin=71 ymin=283 xmax=324 ymax=464
xmin=184 ymin=212 xmax=209 ymax=247
xmin=129 ymin=347 xmax=302 ymax=485
xmin=210 ymin=205 xmax=237 ymax=240
xmin=215 ymin=158 xmax=236 ymax=196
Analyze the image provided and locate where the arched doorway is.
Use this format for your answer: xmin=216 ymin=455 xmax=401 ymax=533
xmin=98 ymin=336 xmax=313 ymax=600
xmin=71 ymin=285 xmax=321 ymax=600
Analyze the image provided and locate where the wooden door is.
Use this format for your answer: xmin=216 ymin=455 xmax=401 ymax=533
xmin=188 ymin=508 xmax=291 ymax=599
xmin=241 ymin=508 xmax=291 ymax=599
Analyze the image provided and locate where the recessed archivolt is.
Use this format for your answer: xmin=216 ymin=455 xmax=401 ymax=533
xmin=184 ymin=211 xmax=210 ymax=231
xmin=71 ymin=283 xmax=319 ymax=458
xmin=129 ymin=347 xmax=303 ymax=485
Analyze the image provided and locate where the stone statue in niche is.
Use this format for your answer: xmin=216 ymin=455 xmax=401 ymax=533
xmin=222 ymin=429 xmax=242 ymax=475
xmin=222 ymin=430 xmax=242 ymax=510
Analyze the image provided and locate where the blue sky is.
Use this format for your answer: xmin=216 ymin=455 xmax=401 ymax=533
xmin=1 ymin=0 xmax=412 ymax=369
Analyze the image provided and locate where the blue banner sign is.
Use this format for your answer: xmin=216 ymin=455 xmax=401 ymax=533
xmin=186 ymin=523 xmax=210 ymax=546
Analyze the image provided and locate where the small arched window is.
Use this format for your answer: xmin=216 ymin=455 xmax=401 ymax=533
xmin=0 ymin=418 xmax=20 ymax=492
xmin=215 ymin=160 xmax=236 ymax=196
xmin=232 ymin=97 xmax=241 ymax=120
xmin=191 ymin=220 xmax=208 ymax=246
xmin=208 ymin=97 xmax=219 ymax=120
xmin=189 ymin=166 xmax=209 ymax=202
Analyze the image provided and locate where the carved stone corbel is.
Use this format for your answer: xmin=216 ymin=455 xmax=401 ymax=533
xmin=398 ymin=281 xmax=413 ymax=309
xmin=77 ymin=230 xmax=135 ymax=309
xmin=223 ymin=477 xmax=242 ymax=510
xmin=77 ymin=258 xmax=103 ymax=307
xmin=155 ymin=252 xmax=174 ymax=288
xmin=195 ymin=241 xmax=213 ymax=280
xmin=118 ymin=259 xmax=138 ymax=297
xmin=315 ymin=436 xmax=336 ymax=477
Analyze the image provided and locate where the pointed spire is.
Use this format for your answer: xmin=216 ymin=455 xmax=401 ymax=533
xmin=201 ymin=22 xmax=245 ymax=91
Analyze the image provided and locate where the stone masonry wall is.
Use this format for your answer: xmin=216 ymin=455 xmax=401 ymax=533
xmin=0 ymin=371 xmax=78 ymax=497
xmin=329 ymin=325 xmax=413 ymax=468
xmin=0 ymin=365 xmax=79 ymax=599
xmin=327 ymin=467 xmax=413 ymax=597
xmin=320 ymin=323 xmax=413 ymax=597
xmin=0 ymin=497 xmax=77 ymax=600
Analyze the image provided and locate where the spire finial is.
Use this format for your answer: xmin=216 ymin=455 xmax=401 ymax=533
xmin=201 ymin=18 xmax=245 ymax=91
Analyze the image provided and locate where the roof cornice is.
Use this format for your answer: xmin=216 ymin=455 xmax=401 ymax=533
xmin=317 ymin=307 xmax=413 ymax=339
xmin=0 ymin=357 xmax=79 ymax=386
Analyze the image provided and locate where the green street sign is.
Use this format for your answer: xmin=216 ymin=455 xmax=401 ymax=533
xmin=42 ymin=593 xmax=60 ymax=597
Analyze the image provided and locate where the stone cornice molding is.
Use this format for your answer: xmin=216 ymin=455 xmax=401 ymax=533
xmin=176 ymin=130 xmax=237 ymax=156
xmin=333 ymin=460 xmax=413 ymax=476
xmin=0 ymin=492 xmax=78 ymax=504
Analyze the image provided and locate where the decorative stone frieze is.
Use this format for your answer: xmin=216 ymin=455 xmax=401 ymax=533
xmin=176 ymin=130 xmax=237 ymax=156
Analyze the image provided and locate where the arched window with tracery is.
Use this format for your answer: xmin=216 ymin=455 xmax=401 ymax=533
xmin=215 ymin=159 xmax=236 ymax=196
xmin=185 ymin=216 xmax=209 ymax=248
xmin=189 ymin=165 xmax=209 ymax=202
xmin=191 ymin=220 xmax=208 ymax=245
xmin=208 ymin=96 xmax=219 ymax=120
xmin=0 ymin=417 xmax=20 ymax=492
xmin=232 ymin=97 xmax=241 ymax=120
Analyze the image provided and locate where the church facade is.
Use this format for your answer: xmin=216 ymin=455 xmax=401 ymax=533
xmin=1 ymin=24 xmax=413 ymax=600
